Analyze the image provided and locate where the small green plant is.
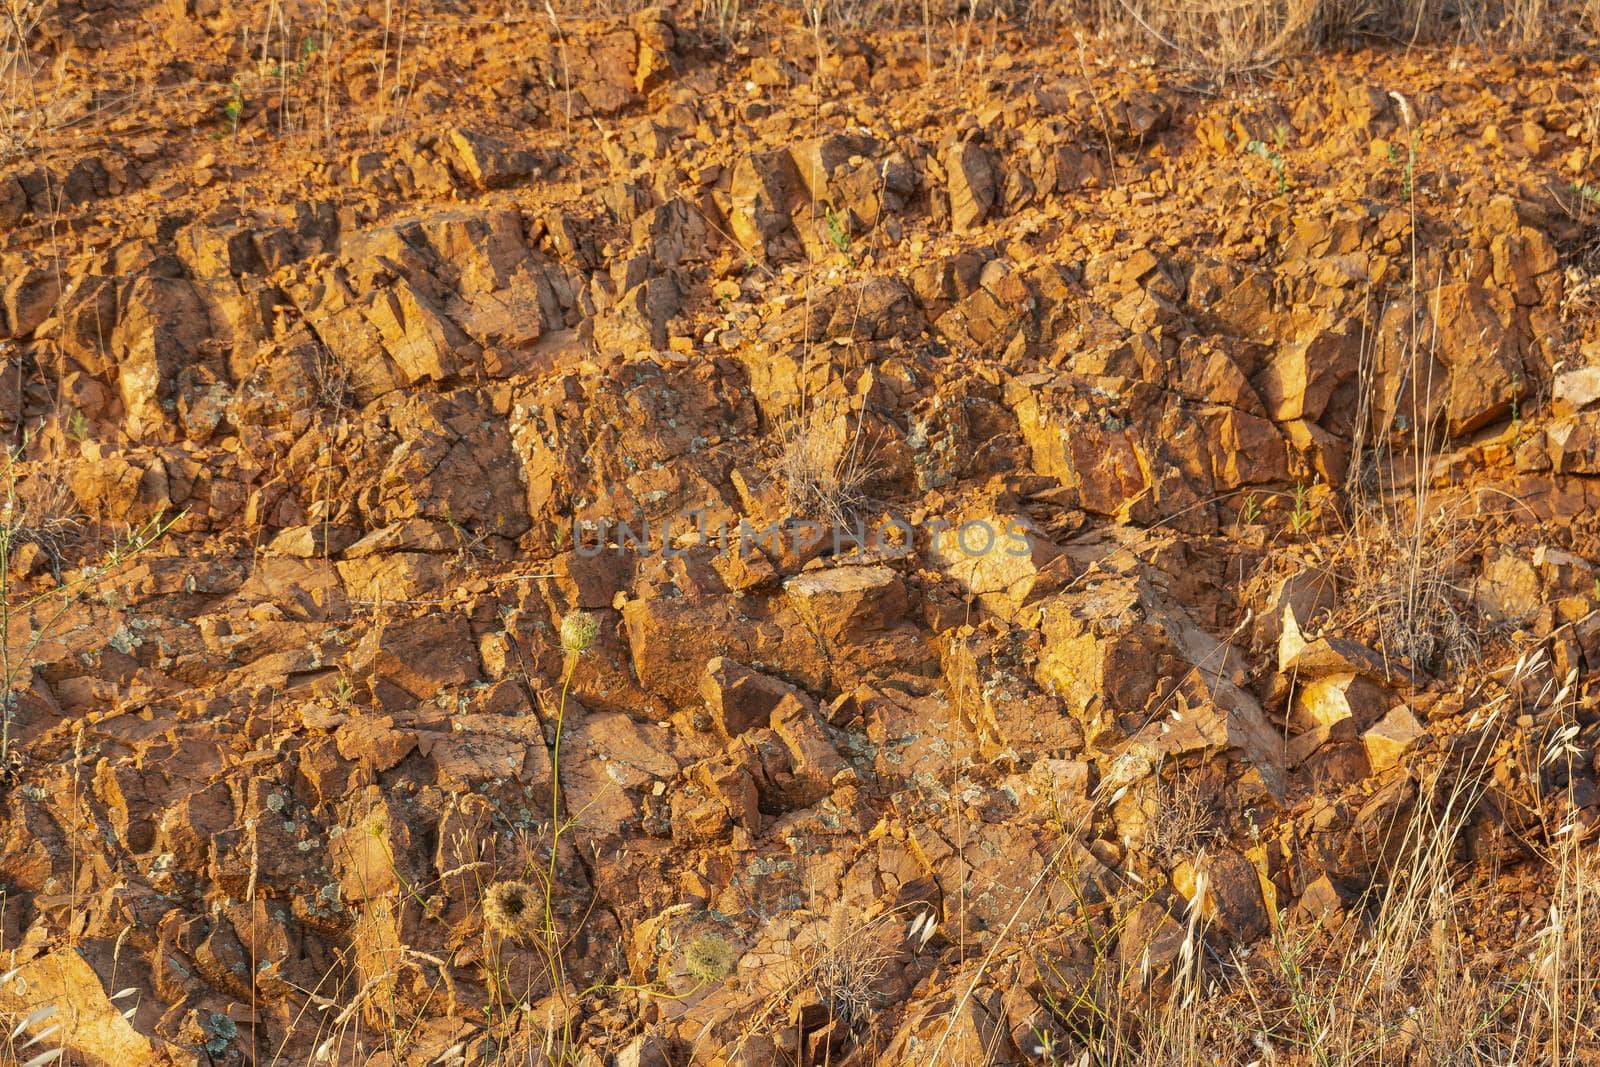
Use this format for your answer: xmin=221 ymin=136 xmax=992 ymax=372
xmin=268 ymin=37 xmax=322 ymax=82
xmin=65 ymin=410 xmax=88 ymax=444
xmin=1289 ymin=481 xmax=1313 ymax=534
xmin=297 ymin=35 xmax=321 ymax=76
xmin=1245 ymin=131 xmax=1289 ymax=196
xmin=222 ymin=82 xmax=244 ymax=135
xmin=1241 ymin=493 xmax=1262 ymax=525
xmin=1389 ymin=130 xmax=1420 ymax=203
xmin=824 ymin=206 xmax=850 ymax=254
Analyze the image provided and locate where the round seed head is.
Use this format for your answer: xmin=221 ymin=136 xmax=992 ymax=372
xmin=681 ymin=933 xmax=737 ymax=985
xmin=560 ymin=611 xmax=599 ymax=655
xmin=482 ymin=880 xmax=540 ymax=942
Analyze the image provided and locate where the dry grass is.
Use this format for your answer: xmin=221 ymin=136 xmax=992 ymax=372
xmin=0 ymin=0 xmax=50 ymax=160
xmin=0 ymin=450 xmax=84 ymax=572
xmin=0 ymin=1001 xmax=66 ymax=1067
xmin=719 ymin=908 xmax=911 ymax=1062
xmin=1143 ymin=776 xmax=1219 ymax=868
xmin=0 ymin=931 xmax=68 ymax=1067
xmin=772 ymin=0 xmax=1589 ymax=81
xmin=1334 ymin=494 xmax=1482 ymax=677
xmin=1004 ymin=655 xmax=1598 ymax=1066
xmin=799 ymin=912 xmax=897 ymax=1027
xmin=1110 ymin=0 xmax=1321 ymax=76
xmin=1107 ymin=0 xmax=1580 ymax=79
xmin=312 ymin=346 xmax=353 ymax=412
xmin=1228 ymin=660 xmax=1591 ymax=1066
xmin=778 ymin=407 xmax=877 ymax=528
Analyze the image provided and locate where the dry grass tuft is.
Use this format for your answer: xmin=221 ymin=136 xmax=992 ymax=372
xmin=1335 ymin=494 xmax=1482 ymax=677
xmin=1111 ymin=0 xmax=1322 ymax=77
xmin=0 ymin=0 xmax=51 ymax=160
xmin=801 ymin=915 xmax=894 ymax=1026
xmin=779 ymin=409 xmax=876 ymax=528
xmin=1108 ymin=0 xmax=1572 ymax=80
xmin=772 ymin=0 xmax=1586 ymax=80
xmin=729 ymin=909 xmax=901 ymax=1060
xmin=0 ymin=451 xmax=83 ymax=571
xmin=312 ymin=346 xmax=353 ymax=412
xmin=1144 ymin=776 xmax=1218 ymax=868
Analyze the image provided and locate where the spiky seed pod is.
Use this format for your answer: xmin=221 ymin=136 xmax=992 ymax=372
xmin=681 ymin=933 xmax=737 ymax=985
xmin=559 ymin=611 xmax=599 ymax=656
xmin=482 ymin=880 xmax=540 ymax=943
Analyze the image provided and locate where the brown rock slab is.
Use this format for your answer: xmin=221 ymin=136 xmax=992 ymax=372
xmin=1174 ymin=848 xmax=1269 ymax=941
xmin=331 ymin=793 xmax=421 ymax=902
xmin=1362 ymin=704 xmax=1429 ymax=772
xmin=783 ymin=564 xmax=908 ymax=644
xmin=562 ymin=713 xmax=678 ymax=835
xmin=930 ymin=512 xmax=1068 ymax=620
xmin=1553 ymin=366 xmax=1600 ymax=416
xmin=1292 ymin=672 xmax=1392 ymax=733
xmin=701 ymin=657 xmax=804 ymax=738
xmin=335 ymin=714 xmax=418 ymax=771
xmin=0 ymin=950 xmax=164 ymax=1064
xmin=351 ymin=613 xmax=480 ymax=700
xmin=769 ymin=693 xmax=850 ymax=806
xmin=447 ymin=127 xmax=537 ymax=189
xmin=946 ymin=141 xmax=999 ymax=232
xmin=1295 ymin=874 xmax=1354 ymax=926
xmin=417 ymin=730 xmax=534 ymax=793
xmin=1254 ymin=311 xmax=1360 ymax=427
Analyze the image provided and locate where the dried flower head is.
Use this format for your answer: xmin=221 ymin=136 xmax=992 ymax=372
xmin=482 ymin=880 xmax=540 ymax=942
xmin=681 ymin=933 xmax=737 ymax=985
xmin=559 ymin=611 xmax=599 ymax=656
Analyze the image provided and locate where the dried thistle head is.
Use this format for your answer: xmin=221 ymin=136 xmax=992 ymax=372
xmin=482 ymin=880 xmax=540 ymax=943
xmin=680 ymin=933 xmax=737 ymax=985
xmin=559 ymin=611 xmax=598 ymax=656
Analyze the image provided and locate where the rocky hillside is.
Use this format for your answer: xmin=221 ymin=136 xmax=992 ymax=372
xmin=3 ymin=2 xmax=1600 ymax=1064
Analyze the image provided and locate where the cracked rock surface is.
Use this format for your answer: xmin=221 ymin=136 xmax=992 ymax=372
xmin=4 ymin=3 xmax=1600 ymax=1064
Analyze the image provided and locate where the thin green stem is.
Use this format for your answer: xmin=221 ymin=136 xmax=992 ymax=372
xmin=541 ymin=651 xmax=576 ymax=1055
